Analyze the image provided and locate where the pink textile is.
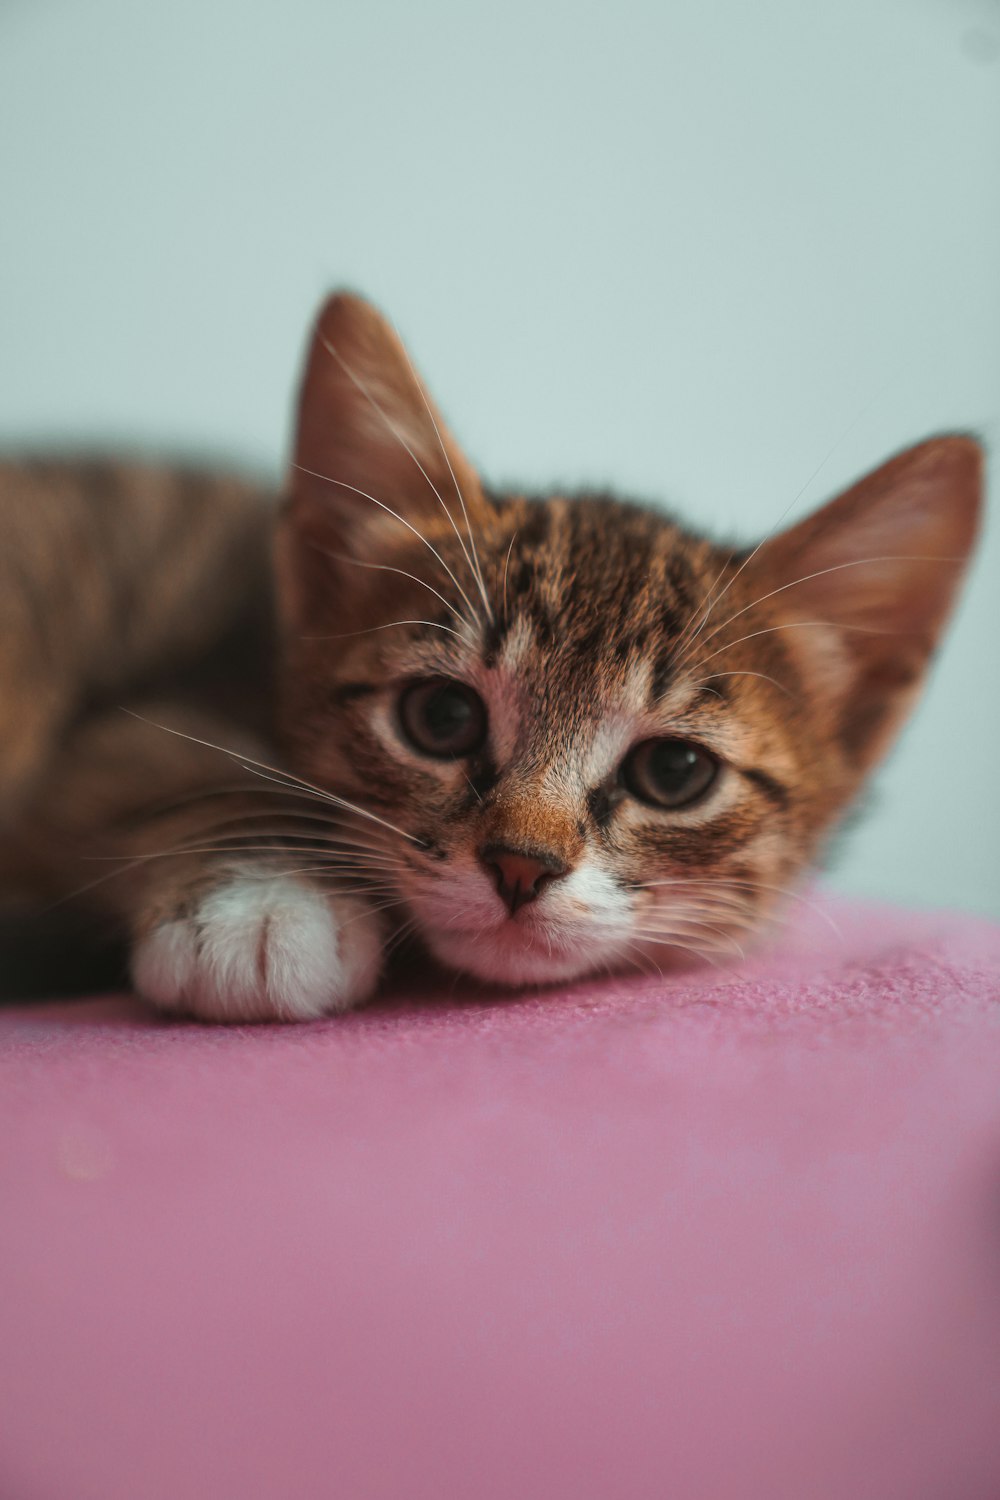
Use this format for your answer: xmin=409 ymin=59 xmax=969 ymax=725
xmin=2 ymin=897 xmax=1000 ymax=1500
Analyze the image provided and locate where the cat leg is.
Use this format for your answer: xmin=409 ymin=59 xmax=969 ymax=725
xmin=2 ymin=701 xmax=386 ymax=1021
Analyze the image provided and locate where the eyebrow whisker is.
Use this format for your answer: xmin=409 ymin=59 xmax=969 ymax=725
xmin=393 ymin=328 xmax=495 ymax=623
xmin=319 ymin=335 xmax=493 ymax=622
xmin=293 ymin=464 xmax=482 ymax=628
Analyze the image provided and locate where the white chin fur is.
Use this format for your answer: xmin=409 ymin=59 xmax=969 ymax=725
xmin=411 ymin=859 xmax=633 ymax=987
xmin=132 ymin=872 xmax=382 ymax=1023
xmin=423 ymin=921 xmax=625 ymax=987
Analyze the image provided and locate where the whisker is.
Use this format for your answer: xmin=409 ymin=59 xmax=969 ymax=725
xmin=674 ymin=378 xmax=895 ymax=663
xmin=293 ymin=465 xmax=482 ymax=628
xmin=640 ymin=876 xmax=844 ymax=940
xmin=122 ymin=781 xmax=383 ymax=823
xmin=633 ymin=925 xmax=744 ymax=962
xmin=680 ymin=553 xmax=962 ymax=668
xmin=334 ymin=894 xmax=411 ymax=928
xmin=690 ymin=670 xmax=798 ymax=701
xmin=262 ymin=872 xmax=390 ymax=892
xmin=671 ymin=366 xmax=899 ymax=666
xmin=318 ymin=336 xmax=490 ymax=622
xmin=638 ymin=911 xmax=757 ymax=940
xmin=684 ymin=619 xmax=900 ymax=676
xmin=631 ymin=933 xmax=726 ymax=969
xmin=39 ymin=844 xmax=395 ymax=913
xmin=164 ymin=807 xmax=396 ymax=841
xmin=501 ymin=530 xmax=518 ymax=628
xmin=119 ymin=709 xmax=422 ymax=847
xmin=142 ymin=821 xmax=401 ymax=860
xmin=314 ymin=543 xmax=468 ymax=631
xmin=40 ymin=857 xmax=159 ymax=911
xmin=648 ymin=907 xmax=753 ymax=934
xmin=442 ymin=904 xmax=488 ymax=932
xmin=460 ymin=769 xmax=483 ymax=804
xmin=618 ymin=938 xmax=663 ymax=981
xmin=304 ymin=619 xmax=468 ymax=642
xmin=87 ymin=843 xmax=401 ymax=868
xmin=384 ymin=915 xmax=419 ymax=960
xmin=394 ymin=329 xmax=495 ymax=622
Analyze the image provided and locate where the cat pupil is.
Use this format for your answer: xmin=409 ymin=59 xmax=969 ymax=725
xmin=399 ymin=679 xmax=488 ymax=758
xmin=622 ymin=738 xmax=718 ymax=810
xmin=652 ymin=742 xmax=698 ymax=785
xmin=427 ymin=687 xmax=472 ymax=739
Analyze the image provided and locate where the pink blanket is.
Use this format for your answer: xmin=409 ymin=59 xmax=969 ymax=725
xmin=2 ymin=896 xmax=1000 ymax=1499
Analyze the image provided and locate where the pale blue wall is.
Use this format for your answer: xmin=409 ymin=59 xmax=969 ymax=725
xmin=1 ymin=0 xmax=997 ymax=915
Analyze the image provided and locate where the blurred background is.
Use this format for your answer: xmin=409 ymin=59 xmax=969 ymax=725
xmin=0 ymin=0 xmax=997 ymax=917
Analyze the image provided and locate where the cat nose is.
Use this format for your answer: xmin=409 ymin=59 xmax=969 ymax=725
xmin=478 ymin=844 xmax=569 ymax=917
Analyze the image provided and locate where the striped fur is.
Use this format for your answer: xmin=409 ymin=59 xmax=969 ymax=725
xmin=0 ymin=294 xmax=983 ymax=1012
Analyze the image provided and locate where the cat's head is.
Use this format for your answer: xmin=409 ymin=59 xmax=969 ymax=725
xmin=275 ymin=293 xmax=982 ymax=985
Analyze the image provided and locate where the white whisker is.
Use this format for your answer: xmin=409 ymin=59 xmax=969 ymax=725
xmin=293 ymin=464 xmax=482 ymax=628
xmin=671 ymin=370 xmax=900 ymax=664
xmin=318 ymin=335 xmax=491 ymax=621
xmin=691 ymin=670 xmax=798 ymax=701
xmin=634 ymin=927 xmax=744 ymax=962
xmin=460 ymin=769 xmax=483 ymax=804
xmin=501 ymin=530 xmax=517 ymax=627
xmin=684 ymin=618 xmax=900 ymax=676
xmin=393 ymin=329 xmax=495 ymax=622
xmin=314 ymin=543 xmax=469 ymax=632
xmin=633 ymin=933 xmax=726 ymax=969
xmin=384 ymin=915 xmax=419 ymax=960
xmin=119 ymin=709 xmax=422 ymax=846
xmin=91 ymin=843 xmax=399 ymax=868
xmin=684 ymin=553 xmax=961 ymax=665
xmin=304 ymin=619 xmax=467 ymax=642
xmin=640 ymin=875 xmax=843 ymax=940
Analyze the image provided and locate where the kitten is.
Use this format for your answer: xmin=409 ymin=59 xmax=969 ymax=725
xmin=0 ymin=293 xmax=982 ymax=1019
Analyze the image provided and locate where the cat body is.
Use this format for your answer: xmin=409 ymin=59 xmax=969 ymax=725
xmin=0 ymin=295 xmax=983 ymax=1017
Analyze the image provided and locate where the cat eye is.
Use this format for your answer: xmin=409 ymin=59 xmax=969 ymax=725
xmin=397 ymin=678 xmax=488 ymax=759
xmin=620 ymin=737 xmax=719 ymax=810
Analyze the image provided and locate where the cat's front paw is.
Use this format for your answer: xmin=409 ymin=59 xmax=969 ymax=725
xmin=131 ymin=869 xmax=383 ymax=1022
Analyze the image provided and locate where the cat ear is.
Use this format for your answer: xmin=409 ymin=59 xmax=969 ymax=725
xmin=757 ymin=436 xmax=982 ymax=769
xmin=281 ymin=292 xmax=485 ymax=606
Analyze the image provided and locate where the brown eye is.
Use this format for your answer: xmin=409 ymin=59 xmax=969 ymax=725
xmin=621 ymin=738 xmax=719 ymax=810
xmin=398 ymin=678 xmax=488 ymax=758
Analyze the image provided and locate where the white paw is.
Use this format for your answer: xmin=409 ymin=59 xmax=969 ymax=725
xmin=131 ymin=871 xmax=383 ymax=1022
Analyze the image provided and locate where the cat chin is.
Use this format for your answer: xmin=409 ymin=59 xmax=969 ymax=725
xmin=422 ymin=922 xmax=624 ymax=988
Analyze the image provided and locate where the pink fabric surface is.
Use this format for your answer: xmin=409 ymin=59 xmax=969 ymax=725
xmin=2 ymin=897 xmax=1000 ymax=1500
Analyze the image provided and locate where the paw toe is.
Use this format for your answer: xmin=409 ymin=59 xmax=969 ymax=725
xmin=132 ymin=873 xmax=380 ymax=1022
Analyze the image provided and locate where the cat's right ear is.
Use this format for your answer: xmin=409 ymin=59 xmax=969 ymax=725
xmin=278 ymin=292 xmax=486 ymax=628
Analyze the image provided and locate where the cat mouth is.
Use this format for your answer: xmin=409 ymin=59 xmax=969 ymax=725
xmin=402 ymin=870 xmax=634 ymax=986
xmin=420 ymin=909 xmax=622 ymax=987
xmin=443 ymin=904 xmax=576 ymax=950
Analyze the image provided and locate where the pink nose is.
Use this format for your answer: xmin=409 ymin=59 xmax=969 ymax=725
xmin=479 ymin=844 xmax=569 ymax=917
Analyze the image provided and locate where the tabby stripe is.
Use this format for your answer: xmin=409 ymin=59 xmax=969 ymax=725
xmin=740 ymin=767 xmax=790 ymax=810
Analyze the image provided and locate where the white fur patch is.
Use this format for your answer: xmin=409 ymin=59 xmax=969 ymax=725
xmin=132 ymin=871 xmax=382 ymax=1023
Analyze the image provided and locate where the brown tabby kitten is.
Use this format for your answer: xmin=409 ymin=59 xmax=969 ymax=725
xmin=0 ymin=294 xmax=982 ymax=1018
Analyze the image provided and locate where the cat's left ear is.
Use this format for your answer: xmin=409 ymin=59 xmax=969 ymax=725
xmin=279 ymin=292 xmax=487 ymax=624
xmin=758 ymin=436 xmax=983 ymax=769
